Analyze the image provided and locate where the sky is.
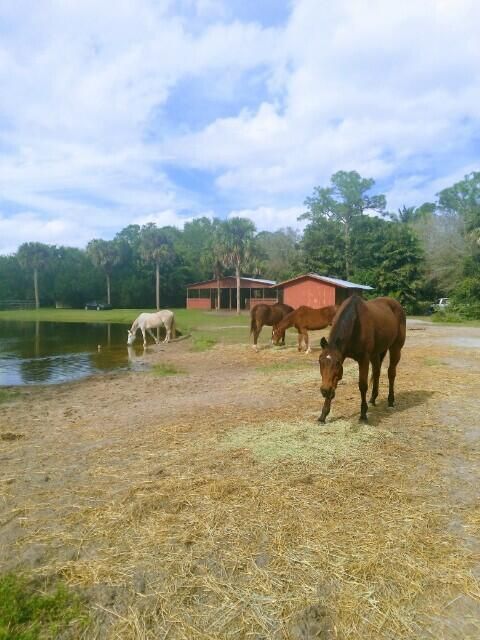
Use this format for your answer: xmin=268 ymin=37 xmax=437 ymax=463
xmin=0 ymin=0 xmax=479 ymax=254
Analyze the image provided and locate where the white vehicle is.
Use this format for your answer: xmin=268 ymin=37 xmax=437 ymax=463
xmin=434 ymin=297 xmax=450 ymax=311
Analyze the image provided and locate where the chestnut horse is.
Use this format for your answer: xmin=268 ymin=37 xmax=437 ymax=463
xmin=272 ymin=305 xmax=338 ymax=353
xmin=318 ymin=295 xmax=406 ymax=423
xmin=250 ymin=302 xmax=294 ymax=350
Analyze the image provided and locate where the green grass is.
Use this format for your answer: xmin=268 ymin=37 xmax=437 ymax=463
xmin=431 ymin=311 xmax=480 ymax=326
xmin=0 ymin=307 xmax=249 ymax=326
xmin=0 ymin=573 xmax=88 ymax=640
xmin=190 ymin=334 xmax=218 ymax=351
xmin=0 ymin=390 xmax=19 ymax=404
xmin=151 ymin=363 xmax=184 ymax=376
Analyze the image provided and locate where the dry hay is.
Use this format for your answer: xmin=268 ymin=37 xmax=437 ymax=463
xmin=28 ymin=406 xmax=479 ymax=640
xmin=221 ymin=418 xmax=387 ymax=464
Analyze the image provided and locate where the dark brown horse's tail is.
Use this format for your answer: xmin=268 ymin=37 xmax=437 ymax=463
xmin=250 ymin=311 xmax=256 ymax=335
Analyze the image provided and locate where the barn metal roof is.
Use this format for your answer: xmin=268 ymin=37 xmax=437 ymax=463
xmin=186 ymin=276 xmax=276 ymax=287
xmin=273 ymin=273 xmax=374 ymax=290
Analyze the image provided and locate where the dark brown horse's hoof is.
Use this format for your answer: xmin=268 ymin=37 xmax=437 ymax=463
xmin=359 ymin=415 xmax=368 ymax=423
xmin=369 ymin=399 xmax=376 ymax=406
xmin=318 ymin=417 xmax=326 ymax=424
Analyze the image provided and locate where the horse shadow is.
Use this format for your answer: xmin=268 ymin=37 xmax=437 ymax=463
xmin=329 ymin=389 xmax=435 ymax=427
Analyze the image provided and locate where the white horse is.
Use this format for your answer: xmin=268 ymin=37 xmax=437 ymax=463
xmin=127 ymin=310 xmax=176 ymax=346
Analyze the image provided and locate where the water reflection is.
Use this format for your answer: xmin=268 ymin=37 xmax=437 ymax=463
xmin=0 ymin=321 xmax=141 ymax=386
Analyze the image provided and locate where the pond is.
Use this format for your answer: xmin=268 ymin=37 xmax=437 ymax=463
xmin=0 ymin=321 xmax=150 ymax=386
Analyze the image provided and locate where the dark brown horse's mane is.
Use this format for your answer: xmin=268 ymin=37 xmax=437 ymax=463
xmin=328 ymin=295 xmax=362 ymax=350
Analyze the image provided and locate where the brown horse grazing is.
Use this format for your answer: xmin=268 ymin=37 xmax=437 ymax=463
xmin=250 ymin=302 xmax=294 ymax=350
xmin=272 ymin=305 xmax=338 ymax=353
xmin=318 ymin=295 xmax=406 ymax=423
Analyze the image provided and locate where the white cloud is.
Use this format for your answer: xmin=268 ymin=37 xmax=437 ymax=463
xmin=1 ymin=0 xmax=480 ymax=253
xmin=0 ymin=212 xmax=96 ymax=255
xmin=228 ymin=205 xmax=306 ymax=231
xmin=132 ymin=208 xmax=207 ymax=228
xmin=167 ymin=0 xmax=480 ymax=205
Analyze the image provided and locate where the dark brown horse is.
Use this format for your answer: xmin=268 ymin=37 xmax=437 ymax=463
xmin=250 ymin=302 xmax=294 ymax=350
xmin=318 ymin=295 xmax=406 ymax=423
xmin=272 ymin=305 xmax=338 ymax=353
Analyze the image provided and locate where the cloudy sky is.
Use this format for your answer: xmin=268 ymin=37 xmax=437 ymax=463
xmin=0 ymin=0 xmax=479 ymax=254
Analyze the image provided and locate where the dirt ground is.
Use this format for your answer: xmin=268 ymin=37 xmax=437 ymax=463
xmin=1 ymin=320 xmax=480 ymax=639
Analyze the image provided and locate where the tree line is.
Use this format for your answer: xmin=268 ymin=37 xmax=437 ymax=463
xmin=1 ymin=170 xmax=479 ymax=316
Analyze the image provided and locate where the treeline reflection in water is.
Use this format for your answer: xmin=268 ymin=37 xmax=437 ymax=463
xmin=0 ymin=321 xmax=148 ymax=386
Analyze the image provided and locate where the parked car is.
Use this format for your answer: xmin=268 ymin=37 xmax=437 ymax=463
xmin=428 ymin=297 xmax=450 ymax=314
xmin=84 ymin=301 xmax=113 ymax=310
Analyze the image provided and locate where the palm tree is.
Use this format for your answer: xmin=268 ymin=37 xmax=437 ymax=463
xmin=221 ymin=217 xmax=256 ymax=314
xmin=17 ymin=242 xmax=52 ymax=309
xmin=86 ymin=239 xmax=122 ymax=305
xmin=139 ymin=224 xmax=174 ymax=309
xmin=201 ymin=219 xmax=226 ymax=311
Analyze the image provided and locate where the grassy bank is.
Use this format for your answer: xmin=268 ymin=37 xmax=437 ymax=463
xmin=431 ymin=311 xmax=480 ymax=326
xmin=0 ymin=307 xmax=250 ymax=327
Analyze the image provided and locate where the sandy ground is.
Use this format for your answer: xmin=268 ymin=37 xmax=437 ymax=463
xmin=1 ymin=320 xmax=480 ymax=639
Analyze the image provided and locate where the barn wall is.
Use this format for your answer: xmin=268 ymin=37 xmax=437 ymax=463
xmin=283 ymin=279 xmax=336 ymax=308
xmin=247 ymin=298 xmax=279 ymax=310
xmin=186 ymin=298 xmax=211 ymax=309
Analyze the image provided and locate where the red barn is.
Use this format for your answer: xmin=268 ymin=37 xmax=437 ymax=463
xmin=186 ymin=276 xmax=277 ymax=310
xmin=273 ymin=273 xmax=373 ymax=308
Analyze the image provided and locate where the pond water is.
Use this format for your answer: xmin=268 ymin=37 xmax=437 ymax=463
xmin=0 ymin=321 xmax=149 ymax=386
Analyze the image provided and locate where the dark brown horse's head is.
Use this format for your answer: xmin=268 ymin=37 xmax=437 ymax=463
xmin=319 ymin=336 xmax=343 ymax=399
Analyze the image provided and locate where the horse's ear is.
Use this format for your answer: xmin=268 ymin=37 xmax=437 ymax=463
xmin=320 ymin=337 xmax=328 ymax=349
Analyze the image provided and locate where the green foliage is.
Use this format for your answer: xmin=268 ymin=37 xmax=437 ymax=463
xmin=411 ymin=209 xmax=467 ymax=295
xmin=52 ymin=247 xmax=103 ymax=307
xmin=351 ymin=217 xmax=425 ymax=311
xmin=139 ymin=224 xmax=175 ymax=267
xmin=255 ymin=228 xmax=301 ymax=282
xmin=301 ymin=170 xmax=387 ymax=278
xmin=16 ymin=243 xmax=52 ymax=272
xmin=86 ymin=238 xmax=123 ymax=275
xmin=0 ymin=573 xmax=88 ymax=639
xmin=0 ymin=255 xmax=30 ymax=300
xmin=220 ymin=217 xmax=257 ymax=272
xmin=437 ymin=171 xmax=480 ymax=233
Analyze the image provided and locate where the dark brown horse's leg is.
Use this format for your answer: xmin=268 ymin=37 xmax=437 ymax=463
xmin=318 ymin=397 xmax=331 ymax=423
xmin=297 ymin=331 xmax=303 ymax=352
xmin=358 ymin=358 xmax=370 ymax=421
xmin=387 ymin=347 xmax=402 ymax=407
xmin=252 ymin=323 xmax=261 ymax=350
xmin=369 ymin=354 xmax=381 ymax=406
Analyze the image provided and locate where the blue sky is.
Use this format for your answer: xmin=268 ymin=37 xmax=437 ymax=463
xmin=1 ymin=0 xmax=479 ymax=253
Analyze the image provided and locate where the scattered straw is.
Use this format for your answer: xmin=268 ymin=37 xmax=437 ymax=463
xmin=2 ymin=332 xmax=480 ymax=639
xmin=221 ymin=418 xmax=385 ymax=463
